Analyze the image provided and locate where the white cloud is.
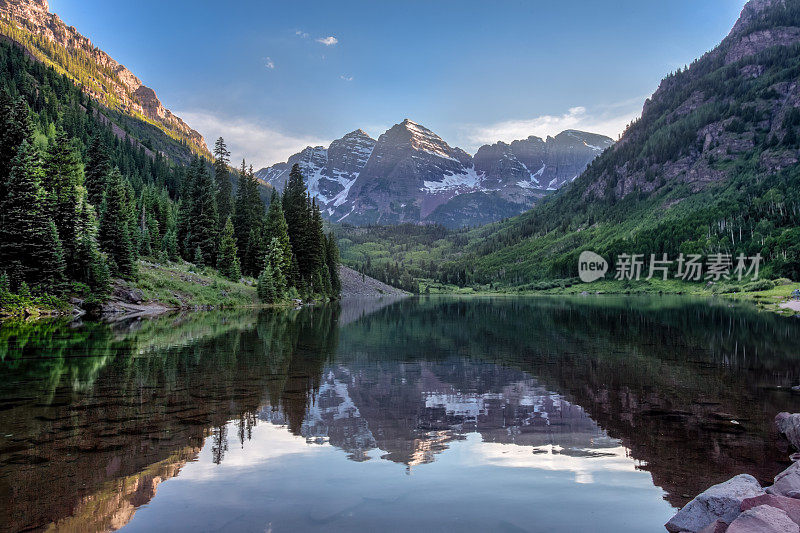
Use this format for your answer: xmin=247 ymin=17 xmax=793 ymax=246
xmin=265 ymin=57 xmax=275 ymax=70
xmin=459 ymin=104 xmax=641 ymax=151
xmin=295 ymin=30 xmax=309 ymax=39
xmin=339 ymin=74 xmax=353 ymax=81
xmin=316 ymin=36 xmax=338 ymax=46
xmin=175 ymin=110 xmax=329 ymax=170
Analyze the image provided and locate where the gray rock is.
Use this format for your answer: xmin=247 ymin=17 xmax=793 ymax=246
xmin=726 ymin=504 xmax=799 ymax=533
xmin=768 ymin=463 xmax=800 ymax=498
xmin=666 ymin=474 xmax=766 ymax=532
xmin=776 ymin=413 xmax=800 ymax=450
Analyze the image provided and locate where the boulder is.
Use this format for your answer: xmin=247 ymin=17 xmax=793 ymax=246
xmin=726 ymin=504 xmax=799 ymax=533
xmin=768 ymin=463 xmax=800 ymax=498
xmin=776 ymin=413 xmax=800 ymax=451
xmin=666 ymin=474 xmax=765 ymax=532
xmin=113 ymin=285 xmax=145 ymax=304
xmin=741 ymin=494 xmax=800 ymax=525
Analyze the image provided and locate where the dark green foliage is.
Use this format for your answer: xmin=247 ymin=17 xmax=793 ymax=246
xmin=217 ymin=217 xmax=241 ymax=281
xmin=42 ymin=129 xmax=81 ymax=272
xmin=186 ymin=157 xmax=219 ymax=266
xmin=325 ymin=232 xmax=342 ymax=297
xmin=257 ymin=264 xmax=276 ymax=303
xmin=84 ymin=135 xmax=109 ymax=206
xmin=98 ymin=168 xmax=136 ymax=278
xmin=233 ymin=161 xmax=267 ymax=275
xmin=213 ymin=137 xmax=233 ymax=230
xmin=265 ymin=189 xmax=292 ymax=277
xmin=0 ymin=140 xmax=65 ymax=291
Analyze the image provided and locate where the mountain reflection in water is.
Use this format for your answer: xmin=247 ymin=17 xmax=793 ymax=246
xmin=1 ymin=296 xmax=800 ymax=532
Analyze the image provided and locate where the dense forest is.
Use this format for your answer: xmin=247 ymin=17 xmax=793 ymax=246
xmin=0 ymin=40 xmax=340 ymax=313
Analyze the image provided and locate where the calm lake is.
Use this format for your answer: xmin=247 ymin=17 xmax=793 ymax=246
xmin=2 ymin=296 xmax=800 ymax=532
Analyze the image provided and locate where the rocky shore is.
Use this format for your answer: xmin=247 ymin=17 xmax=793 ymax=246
xmin=666 ymin=413 xmax=800 ymax=532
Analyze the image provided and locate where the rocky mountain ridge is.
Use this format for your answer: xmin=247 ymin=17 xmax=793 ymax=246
xmin=256 ymin=119 xmax=612 ymax=227
xmin=0 ymin=0 xmax=209 ymax=157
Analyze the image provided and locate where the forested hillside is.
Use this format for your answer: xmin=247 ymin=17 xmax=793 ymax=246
xmin=427 ymin=0 xmax=800 ymax=288
xmin=0 ymin=40 xmax=340 ymax=314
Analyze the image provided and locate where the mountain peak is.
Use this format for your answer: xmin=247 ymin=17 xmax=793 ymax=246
xmin=343 ymin=128 xmax=374 ymax=140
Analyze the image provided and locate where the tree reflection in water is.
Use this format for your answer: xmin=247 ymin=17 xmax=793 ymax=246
xmin=1 ymin=296 xmax=800 ymax=532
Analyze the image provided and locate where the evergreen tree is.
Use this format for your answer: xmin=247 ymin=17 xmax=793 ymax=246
xmin=257 ymin=263 xmax=276 ymax=303
xmin=0 ymin=141 xmax=64 ymax=290
xmin=43 ymin=129 xmax=81 ymax=271
xmin=265 ymin=189 xmax=292 ymax=277
xmin=187 ymin=158 xmax=219 ymax=266
xmin=74 ymin=200 xmax=110 ymax=294
xmin=266 ymin=237 xmax=287 ymax=297
xmin=244 ymin=224 xmax=266 ymax=276
xmin=217 ymin=217 xmax=241 ymax=281
xmin=283 ymin=164 xmax=315 ymax=282
xmin=0 ymin=96 xmax=33 ymax=197
xmin=325 ymin=232 xmax=342 ymax=297
xmin=98 ymin=168 xmax=136 ymax=278
xmin=213 ymin=137 xmax=233 ymax=230
xmin=84 ymin=134 xmax=110 ymax=206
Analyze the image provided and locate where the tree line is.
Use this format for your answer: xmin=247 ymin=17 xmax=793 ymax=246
xmin=0 ymin=40 xmax=339 ymax=307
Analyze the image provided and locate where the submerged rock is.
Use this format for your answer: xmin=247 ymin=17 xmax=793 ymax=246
xmin=665 ymin=474 xmax=765 ymax=532
xmin=726 ymin=504 xmax=799 ymax=533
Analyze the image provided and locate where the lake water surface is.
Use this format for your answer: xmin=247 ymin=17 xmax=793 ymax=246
xmin=2 ymin=296 xmax=800 ymax=532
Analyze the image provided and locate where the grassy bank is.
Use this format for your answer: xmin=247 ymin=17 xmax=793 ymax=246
xmin=0 ymin=260 xmax=261 ymax=319
xmin=421 ymin=277 xmax=800 ymax=316
xmin=134 ymin=260 xmax=258 ymax=309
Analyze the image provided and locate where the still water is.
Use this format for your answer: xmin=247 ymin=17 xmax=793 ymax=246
xmin=2 ymin=296 xmax=800 ymax=532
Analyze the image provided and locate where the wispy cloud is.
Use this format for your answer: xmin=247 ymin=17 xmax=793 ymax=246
xmin=316 ymin=36 xmax=338 ymax=46
xmin=339 ymin=74 xmax=353 ymax=81
xmin=295 ymin=30 xmax=309 ymax=39
xmin=459 ymin=104 xmax=641 ymax=151
xmin=265 ymin=57 xmax=275 ymax=70
xmin=176 ymin=110 xmax=329 ymax=170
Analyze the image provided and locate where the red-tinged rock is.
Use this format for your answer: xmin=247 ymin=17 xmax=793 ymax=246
xmin=741 ymin=494 xmax=800 ymax=525
xmin=699 ymin=519 xmax=730 ymax=533
xmin=726 ymin=505 xmax=799 ymax=533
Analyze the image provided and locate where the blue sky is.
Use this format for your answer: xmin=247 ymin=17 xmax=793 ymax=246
xmin=51 ymin=0 xmax=748 ymax=168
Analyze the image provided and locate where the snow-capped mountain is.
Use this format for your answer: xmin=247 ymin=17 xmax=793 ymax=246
xmin=255 ymin=119 xmax=613 ymax=228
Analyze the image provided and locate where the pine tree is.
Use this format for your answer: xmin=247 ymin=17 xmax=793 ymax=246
xmin=233 ymin=159 xmax=249 ymax=253
xmin=187 ymin=158 xmax=219 ymax=266
xmin=213 ymin=137 xmax=233 ymax=231
xmin=0 ymin=96 xmax=33 ymax=198
xmin=265 ymin=189 xmax=292 ymax=277
xmin=283 ymin=164 xmax=315 ymax=282
xmin=98 ymin=168 xmax=136 ymax=278
xmin=43 ymin=130 xmax=81 ymax=272
xmin=0 ymin=141 xmax=64 ymax=290
xmin=75 ymin=200 xmax=110 ymax=294
xmin=244 ymin=224 xmax=266 ymax=276
xmin=217 ymin=217 xmax=241 ymax=281
xmin=325 ymin=232 xmax=342 ymax=297
xmin=84 ymin=134 xmax=110 ymax=206
xmin=266 ymin=237 xmax=287 ymax=297
xmin=257 ymin=263 xmax=276 ymax=303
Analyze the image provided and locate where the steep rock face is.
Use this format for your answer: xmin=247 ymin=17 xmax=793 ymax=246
xmin=0 ymin=0 xmax=209 ymax=156
xmin=257 ymin=120 xmax=611 ymax=228
xmin=583 ymin=0 xmax=800 ymax=204
xmin=255 ymin=129 xmax=376 ymax=206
